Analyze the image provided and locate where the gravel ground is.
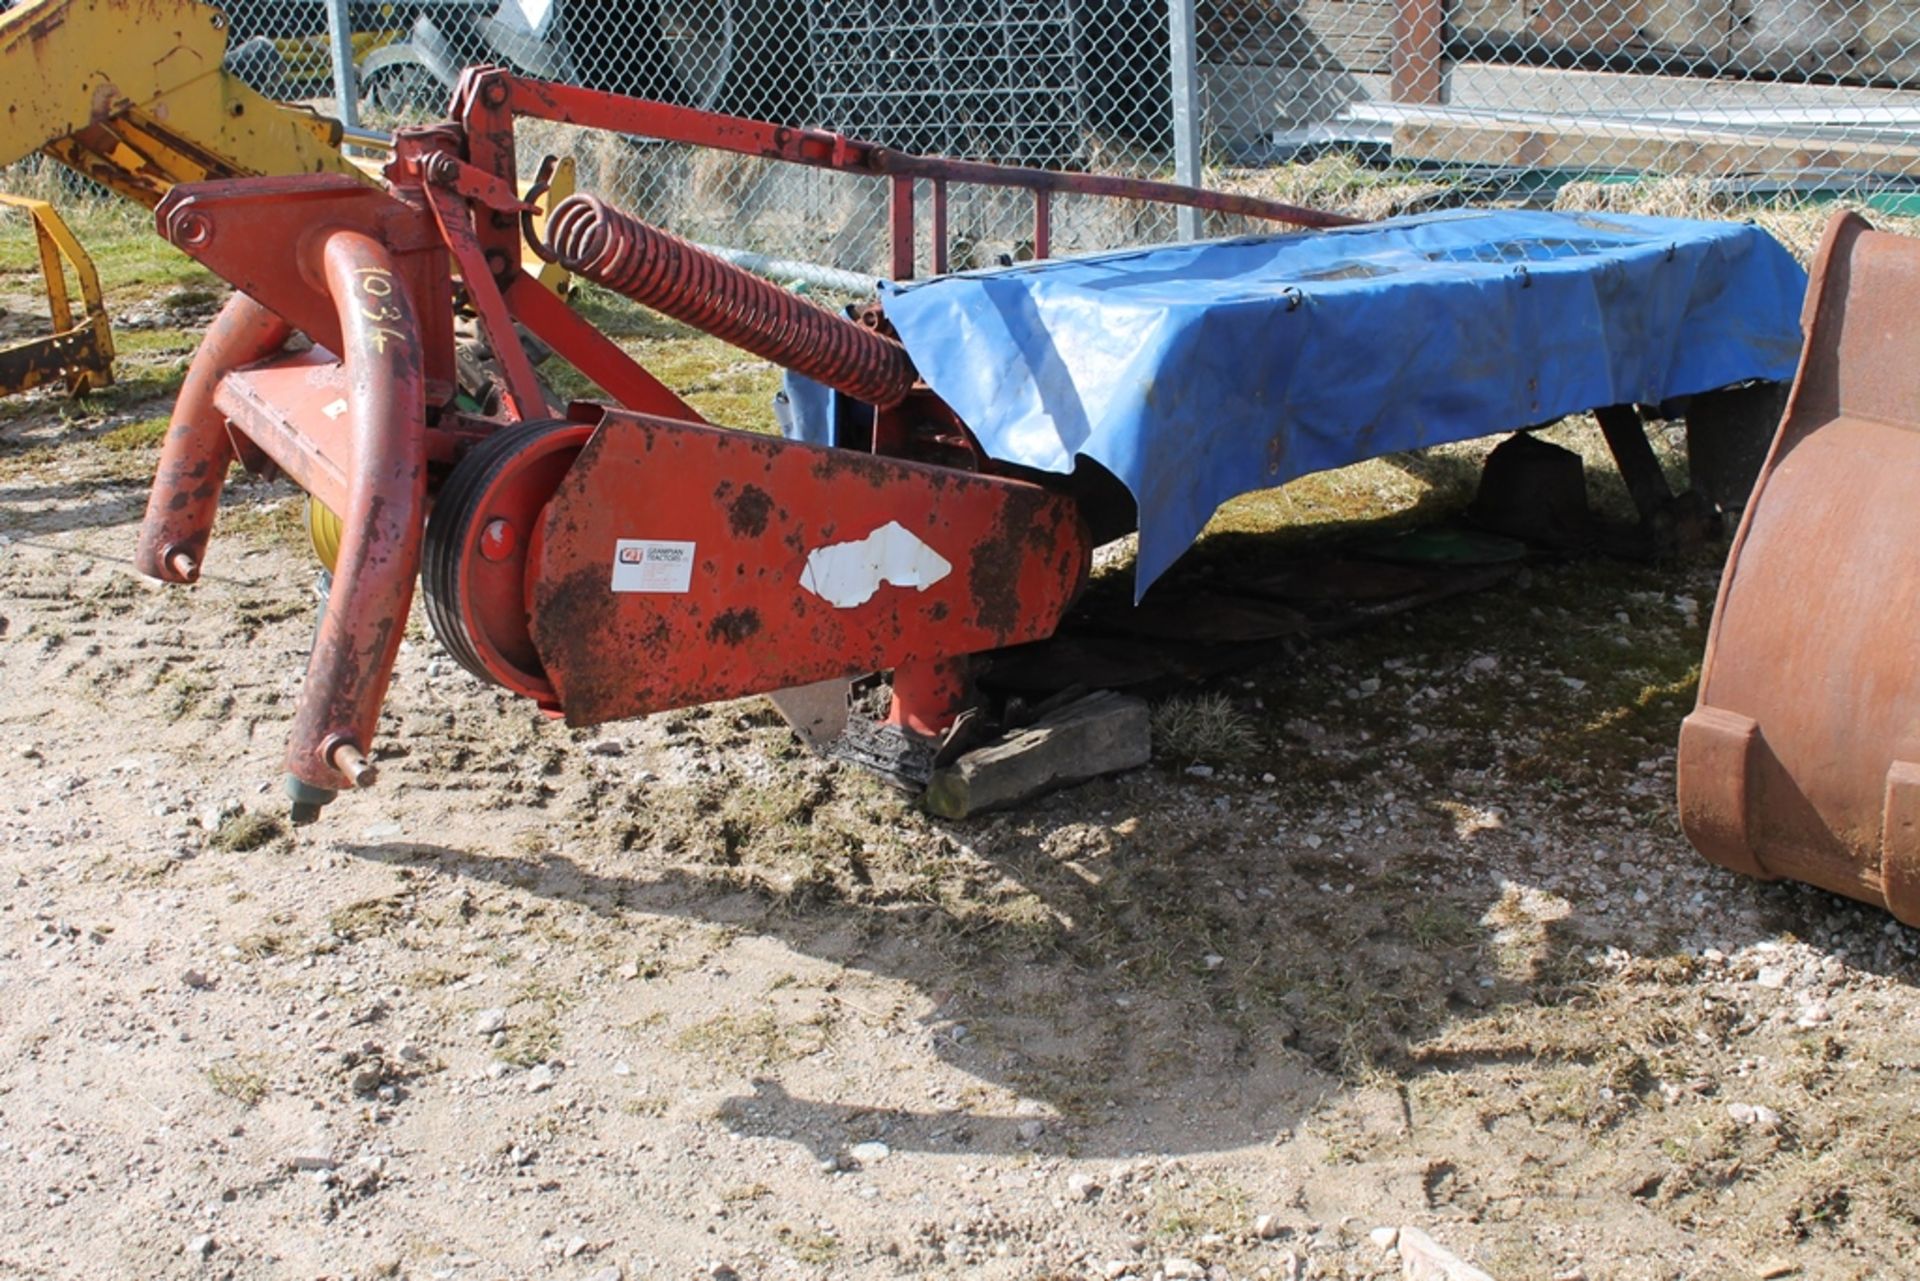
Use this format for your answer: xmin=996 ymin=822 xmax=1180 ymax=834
xmin=5 ymin=386 xmax=1920 ymax=1281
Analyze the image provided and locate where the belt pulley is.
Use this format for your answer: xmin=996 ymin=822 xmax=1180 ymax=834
xmin=421 ymin=418 xmax=591 ymax=705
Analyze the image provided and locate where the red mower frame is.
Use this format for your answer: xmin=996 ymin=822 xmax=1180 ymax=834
xmin=137 ymin=68 xmax=1352 ymax=821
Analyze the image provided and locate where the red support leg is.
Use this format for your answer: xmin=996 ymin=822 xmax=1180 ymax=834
xmin=135 ymin=294 xmax=292 ymax=582
xmin=282 ymin=230 xmax=429 ymax=815
xmin=886 ymin=656 xmax=972 ymax=738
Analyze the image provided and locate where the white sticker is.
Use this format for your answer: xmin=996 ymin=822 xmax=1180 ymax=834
xmin=799 ymin=520 xmax=952 ymax=609
xmin=611 ymin=539 xmax=696 ymax=593
xmin=321 ymin=398 xmax=350 ymax=419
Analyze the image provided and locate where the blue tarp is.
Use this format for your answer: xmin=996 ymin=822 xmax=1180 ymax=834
xmin=796 ymin=208 xmax=1809 ymax=596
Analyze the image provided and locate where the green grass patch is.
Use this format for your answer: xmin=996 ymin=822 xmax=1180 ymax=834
xmin=211 ymin=811 xmax=283 ymax=853
xmin=96 ymin=416 xmax=168 ymax=451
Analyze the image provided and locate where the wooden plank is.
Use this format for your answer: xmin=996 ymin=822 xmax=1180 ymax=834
xmin=923 ymin=691 xmax=1151 ymax=819
xmin=1392 ymin=117 xmax=1920 ymax=173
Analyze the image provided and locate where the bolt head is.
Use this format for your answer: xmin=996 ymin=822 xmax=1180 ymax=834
xmin=479 ymin=519 xmax=517 ymax=562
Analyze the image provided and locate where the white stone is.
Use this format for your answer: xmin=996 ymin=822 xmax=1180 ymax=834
xmin=1397 ymin=1226 xmax=1495 ymax=1281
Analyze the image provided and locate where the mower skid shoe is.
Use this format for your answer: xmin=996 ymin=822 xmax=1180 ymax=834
xmin=1679 ymin=212 xmax=1920 ymax=925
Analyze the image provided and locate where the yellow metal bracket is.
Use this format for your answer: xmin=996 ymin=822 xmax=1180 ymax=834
xmin=0 ymin=194 xmax=114 ymax=396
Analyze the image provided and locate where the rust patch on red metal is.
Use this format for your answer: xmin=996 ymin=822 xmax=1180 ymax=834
xmin=728 ymin=484 xmax=774 ymax=538
xmin=708 ymin=607 xmax=763 ymax=646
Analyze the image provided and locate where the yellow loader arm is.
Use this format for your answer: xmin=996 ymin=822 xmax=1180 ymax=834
xmin=1 ymin=0 xmax=373 ymax=394
xmin=0 ymin=0 xmax=367 ymax=201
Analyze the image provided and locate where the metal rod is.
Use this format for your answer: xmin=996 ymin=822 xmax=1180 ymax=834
xmin=490 ymin=73 xmax=1360 ymax=230
xmin=338 ymin=124 xmax=394 ymax=150
xmin=694 ymin=243 xmax=878 ymax=295
xmin=1168 ymin=0 xmax=1204 ymax=242
xmin=324 ymin=0 xmax=360 ymax=131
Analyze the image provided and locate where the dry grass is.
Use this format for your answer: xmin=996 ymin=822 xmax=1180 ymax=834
xmin=205 ymin=1059 xmax=270 ymax=1107
xmin=1151 ymin=692 xmax=1263 ymax=765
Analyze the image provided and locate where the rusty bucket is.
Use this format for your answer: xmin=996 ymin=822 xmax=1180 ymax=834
xmin=1679 ymin=212 xmax=1920 ymax=924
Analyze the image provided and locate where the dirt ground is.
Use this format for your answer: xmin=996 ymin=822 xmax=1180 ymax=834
xmin=4 ymin=214 xmax=1920 ymax=1281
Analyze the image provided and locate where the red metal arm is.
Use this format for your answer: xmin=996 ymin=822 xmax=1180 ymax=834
xmin=282 ymin=230 xmax=429 ymax=803
xmin=457 ymin=68 xmax=1361 ymax=236
xmin=135 ymin=293 xmax=292 ymax=582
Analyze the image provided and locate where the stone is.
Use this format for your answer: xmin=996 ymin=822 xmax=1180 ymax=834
xmin=849 ymin=1140 xmax=890 ymax=1164
xmin=473 ymin=1007 xmax=508 ymax=1036
xmin=181 ymin=969 xmax=213 ymax=990
xmin=1162 ymin=1259 xmax=1205 ymax=1280
xmin=527 ymin=1064 xmax=557 ymax=1093
xmin=1253 ymin=1214 xmax=1284 ymax=1240
xmin=1398 ymin=1226 xmax=1495 ymax=1281
xmin=288 ymin=1147 xmax=337 ymax=1172
xmin=186 ymin=1234 xmax=215 ymax=1258
xmin=1371 ymin=1226 xmax=1400 ymax=1250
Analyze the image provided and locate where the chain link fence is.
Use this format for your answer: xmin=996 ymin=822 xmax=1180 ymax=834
xmin=185 ymin=1 xmax=1920 ymax=271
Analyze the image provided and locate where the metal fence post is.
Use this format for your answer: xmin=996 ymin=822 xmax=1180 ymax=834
xmin=1168 ymin=0 xmax=1203 ymax=242
xmin=324 ymin=0 xmax=360 ymax=131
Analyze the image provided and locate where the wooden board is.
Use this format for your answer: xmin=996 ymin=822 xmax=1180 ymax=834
xmin=924 ymin=691 xmax=1151 ymax=819
xmin=1391 ymin=117 xmax=1920 ymax=174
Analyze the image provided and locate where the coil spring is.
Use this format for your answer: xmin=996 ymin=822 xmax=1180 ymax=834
xmin=544 ymin=194 xmax=918 ymax=408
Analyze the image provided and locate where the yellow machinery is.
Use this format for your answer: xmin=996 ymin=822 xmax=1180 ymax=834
xmin=0 ymin=0 xmax=373 ymax=395
xmin=0 ymin=194 xmax=114 ymax=394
